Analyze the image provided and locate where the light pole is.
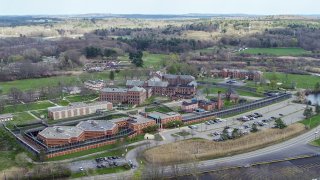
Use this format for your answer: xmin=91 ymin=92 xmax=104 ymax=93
xmin=315 ymin=131 xmax=319 ymax=140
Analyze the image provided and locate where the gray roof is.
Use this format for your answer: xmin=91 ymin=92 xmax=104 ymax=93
xmin=128 ymin=86 xmax=146 ymax=92
xmin=108 ymin=117 xmax=129 ymax=124
xmin=163 ymin=74 xmax=195 ymax=80
xmin=188 ymin=81 xmax=197 ymax=87
xmin=48 ymin=101 xmax=111 ymax=112
xmin=126 ymin=80 xmax=145 ymax=87
xmin=101 ymin=87 xmax=128 ymax=93
xmin=147 ymin=111 xmax=180 ymax=120
xmin=129 ymin=115 xmax=155 ymax=124
xmin=38 ymin=126 xmax=83 ymax=139
xmin=76 ymin=120 xmax=116 ymax=131
xmin=147 ymin=80 xmax=169 ymax=87
xmin=0 ymin=113 xmax=13 ymax=119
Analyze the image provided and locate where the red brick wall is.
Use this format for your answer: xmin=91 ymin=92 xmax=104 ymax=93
xmin=46 ymin=132 xmax=139 ymax=159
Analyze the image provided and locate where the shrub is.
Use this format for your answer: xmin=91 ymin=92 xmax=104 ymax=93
xmin=142 ymin=125 xmax=159 ymax=133
xmin=163 ymin=120 xmax=183 ymax=129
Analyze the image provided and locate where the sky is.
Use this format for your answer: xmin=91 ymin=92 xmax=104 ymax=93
xmin=0 ymin=0 xmax=319 ymax=16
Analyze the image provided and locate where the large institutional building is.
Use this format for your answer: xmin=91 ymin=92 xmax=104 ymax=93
xmin=48 ymin=101 xmax=113 ymax=120
xmin=99 ymin=74 xmax=197 ymax=105
xmin=99 ymin=86 xmax=147 ymax=105
xmin=38 ymin=111 xmax=181 ymax=147
xmin=126 ymin=74 xmax=197 ymax=98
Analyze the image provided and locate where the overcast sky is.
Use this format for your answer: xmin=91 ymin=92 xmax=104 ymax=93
xmin=1 ymin=0 xmax=319 ymax=15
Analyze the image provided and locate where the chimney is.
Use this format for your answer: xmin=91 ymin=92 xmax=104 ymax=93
xmin=217 ymin=91 xmax=222 ymax=110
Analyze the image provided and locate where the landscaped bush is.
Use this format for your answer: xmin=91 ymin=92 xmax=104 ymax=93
xmin=163 ymin=120 xmax=183 ymax=129
xmin=142 ymin=125 xmax=159 ymax=133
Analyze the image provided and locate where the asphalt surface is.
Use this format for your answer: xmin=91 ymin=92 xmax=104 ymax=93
xmin=73 ymin=98 xmax=320 ymax=180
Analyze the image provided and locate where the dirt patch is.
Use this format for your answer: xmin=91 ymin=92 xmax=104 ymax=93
xmin=144 ymin=123 xmax=305 ymax=164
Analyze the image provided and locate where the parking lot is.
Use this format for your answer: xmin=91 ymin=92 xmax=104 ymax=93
xmin=161 ymin=99 xmax=307 ymax=142
xmin=69 ymin=155 xmax=131 ymax=172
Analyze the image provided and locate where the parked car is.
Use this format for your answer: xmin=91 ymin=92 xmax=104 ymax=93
xmin=79 ymin=167 xmax=84 ymax=171
xmin=212 ymin=131 xmax=221 ymax=136
xmin=188 ymin=125 xmax=198 ymax=129
xmin=279 ymin=113 xmax=284 ymax=116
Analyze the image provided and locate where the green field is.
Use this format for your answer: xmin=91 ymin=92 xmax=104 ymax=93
xmin=12 ymin=112 xmax=37 ymax=124
xmin=143 ymin=52 xmax=169 ymax=68
xmin=71 ymin=166 xmax=128 ymax=178
xmin=66 ymin=94 xmax=99 ymax=103
xmin=239 ymin=47 xmax=311 ymax=56
xmin=202 ymin=86 xmax=263 ymax=98
xmin=264 ymin=72 xmax=320 ymax=89
xmin=300 ymin=114 xmax=320 ymax=129
xmin=310 ymin=138 xmax=320 ymax=146
xmin=1 ymin=101 xmax=55 ymax=114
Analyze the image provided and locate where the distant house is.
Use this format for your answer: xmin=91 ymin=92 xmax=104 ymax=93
xmin=84 ymin=80 xmax=106 ymax=91
xmin=63 ymin=86 xmax=81 ymax=95
xmin=0 ymin=114 xmax=13 ymax=122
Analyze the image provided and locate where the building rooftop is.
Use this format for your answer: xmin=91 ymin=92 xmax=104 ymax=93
xmin=48 ymin=101 xmax=111 ymax=112
xmin=163 ymin=74 xmax=195 ymax=80
xmin=182 ymin=101 xmax=198 ymax=106
xmin=0 ymin=113 xmax=13 ymax=119
xmin=147 ymin=80 xmax=168 ymax=87
xmin=129 ymin=115 xmax=155 ymax=124
xmin=147 ymin=111 xmax=180 ymax=120
xmin=76 ymin=120 xmax=117 ymax=132
xmin=108 ymin=117 xmax=130 ymax=124
xmin=128 ymin=86 xmax=146 ymax=92
xmin=126 ymin=80 xmax=145 ymax=87
xmin=38 ymin=126 xmax=84 ymax=139
xmin=101 ymin=87 xmax=128 ymax=93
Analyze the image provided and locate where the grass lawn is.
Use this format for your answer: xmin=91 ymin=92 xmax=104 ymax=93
xmin=310 ymin=138 xmax=320 ymax=146
xmin=30 ymin=109 xmax=48 ymax=119
xmin=66 ymin=94 xmax=99 ymax=103
xmin=12 ymin=112 xmax=37 ymax=124
xmin=176 ymin=131 xmax=191 ymax=137
xmin=71 ymin=166 xmax=128 ymax=179
xmin=239 ymin=47 xmax=311 ymax=56
xmin=48 ymin=134 xmax=145 ymax=161
xmin=48 ymin=143 xmax=118 ymax=161
xmin=143 ymin=52 xmax=169 ymax=68
xmin=300 ymin=114 xmax=320 ymax=129
xmin=79 ymin=146 xmax=135 ymax=161
xmin=2 ymin=101 xmax=55 ymax=114
xmin=203 ymin=86 xmax=263 ymax=98
xmin=145 ymin=105 xmax=173 ymax=113
xmin=264 ymin=72 xmax=320 ymax=89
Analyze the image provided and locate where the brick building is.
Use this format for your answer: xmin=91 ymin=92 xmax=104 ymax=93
xmin=38 ymin=126 xmax=85 ymax=147
xmin=99 ymin=86 xmax=147 ymax=105
xmin=147 ymin=111 xmax=182 ymax=125
xmin=48 ymin=101 xmax=112 ymax=120
xmin=125 ymin=74 xmax=197 ymax=99
xmin=128 ymin=115 xmax=157 ymax=134
xmin=181 ymin=101 xmax=199 ymax=112
xmin=210 ymin=69 xmax=262 ymax=81
xmin=76 ymin=120 xmax=118 ymax=139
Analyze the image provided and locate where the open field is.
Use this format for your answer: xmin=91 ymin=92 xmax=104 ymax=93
xmin=143 ymin=52 xmax=169 ymax=68
xmin=239 ymin=47 xmax=311 ymax=56
xmin=264 ymin=72 xmax=320 ymax=89
xmin=2 ymin=101 xmax=55 ymax=114
xmin=144 ymin=123 xmax=305 ymax=164
xmin=300 ymin=114 xmax=320 ymax=129
xmin=310 ymin=138 xmax=320 ymax=146
xmin=0 ymin=71 xmax=143 ymax=94
xmin=12 ymin=112 xmax=37 ymax=124
xmin=66 ymin=94 xmax=99 ymax=103
xmin=70 ymin=165 xmax=128 ymax=179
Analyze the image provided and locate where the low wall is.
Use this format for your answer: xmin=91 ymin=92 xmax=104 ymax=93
xmin=46 ymin=132 xmax=138 ymax=159
xmin=183 ymin=115 xmax=216 ymax=125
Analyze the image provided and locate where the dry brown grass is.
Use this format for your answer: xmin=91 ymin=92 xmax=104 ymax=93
xmin=144 ymin=124 xmax=305 ymax=164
